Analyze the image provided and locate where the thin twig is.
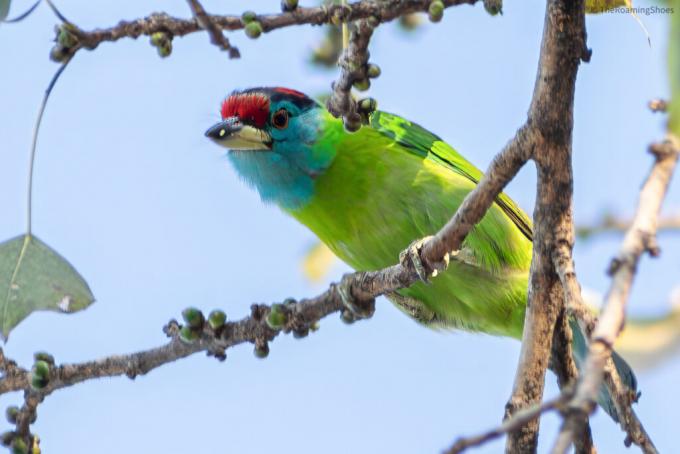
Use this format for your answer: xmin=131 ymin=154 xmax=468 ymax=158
xmin=576 ymin=214 xmax=680 ymax=239
xmin=445 ymin=391 xmax=572 ymax=454
xmin=185 ymin=0 xmax=239 ymax=58
xmin=326 ymin=17 xmax=376 ymax=130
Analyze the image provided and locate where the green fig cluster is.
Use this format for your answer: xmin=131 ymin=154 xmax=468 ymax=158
xmin=50 ymin=24 xmax=79 ymax=63
xmin=241 ymin=13 xmax=262 ymax=39
xmin=179 ymin=307 xmax=205 ymax=344
xmin=281 ymin=0 xmax=298 ymax=12
xmin=428 ymin=0 xmax=445 ymax=22
xmin=150 ymin=31 xmax=173 ymax=58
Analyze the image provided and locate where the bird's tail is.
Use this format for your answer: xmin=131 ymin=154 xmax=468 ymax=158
xmin=569 ymin=317 xmax=638 ymax=423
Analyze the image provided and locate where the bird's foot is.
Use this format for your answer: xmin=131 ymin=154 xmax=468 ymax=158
xmin=336 ymin=275 xmax=375 ymax=323
xmin=399 ymin=236 xmax=450 ymax=283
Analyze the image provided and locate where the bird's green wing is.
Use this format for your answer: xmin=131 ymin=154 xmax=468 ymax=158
xmin=369 ymin=111 xmax=533 ymax=241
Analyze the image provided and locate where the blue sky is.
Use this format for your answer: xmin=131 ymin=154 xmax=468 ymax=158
xmin=0 ymin=0 xmax=678 ymax=452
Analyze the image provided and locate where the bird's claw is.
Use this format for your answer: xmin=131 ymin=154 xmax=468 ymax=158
xmin=336 ymin=278 xmax=375 ymax=322
xmin=399 ymin=236 xmax=450 ymax=283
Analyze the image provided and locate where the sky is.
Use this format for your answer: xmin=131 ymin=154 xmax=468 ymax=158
xmin=0 ymin=0 xmax=678 ymax=453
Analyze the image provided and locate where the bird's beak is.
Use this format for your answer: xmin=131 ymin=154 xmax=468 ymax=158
xmin=204 ymin=117 xmax=271 ymax=151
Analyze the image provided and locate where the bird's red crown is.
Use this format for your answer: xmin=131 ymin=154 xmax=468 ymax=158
xmin=221 ymin=93 xmax=270 ymax=128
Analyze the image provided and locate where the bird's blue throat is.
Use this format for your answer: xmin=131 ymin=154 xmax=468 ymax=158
xmin=227 ymin=108 xmax=335 ymax=210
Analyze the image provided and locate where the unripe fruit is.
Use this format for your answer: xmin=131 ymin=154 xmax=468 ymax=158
xmin=150 ymin=32 xmax=173 ymax=58
xmin=33 ymin=352 xmax=54 ymax=365
xmin=208 ymin=310 xmax=227 ymax=330
xmin=11 ymin=438 xmax=27 ymax=454
xmin=254 ymin=342 xmax=269 ymax=359
xmin=30 ymin=376 xmax=48 ymax=391
xmin=179 ymin=326 xmax=199 ymax=344
xmin=281 ymin=0 xmax=298 ymax=12
xmin=241 ymin=11 xmax=257 ymax=24
xmin=5 ymin=406 xmax=19 ymax=424
xmin=49 ymin=45 xmax=69 ymax=63
xmin=245 ymin=21 xmax=263 ymax=39
xmin=33 ymin=361 xmax=50 ymax=381
xmin=158 ymin=43 xmax=172 ymax=58
xmin=428 ymin=0 xmax=444 ymax=22
xmin=398 ymin=13 xmax=422 ymax=31
xmin=293 ymin=327 xmax=309 ymax=339
xmin=57 ymin=28 xmax=77 ymax=48
xmin=266 ymin=304 xmax=287 ymax=330
xmin=150 ymin=32 xmax=166 ymax=47
xmin=353 ymin=79 xmax=370 ymax=92
xmin=484 ymin=0 xmax=503 ymax=15
xmin=366 ymin=64 xmax=381 ymax=79
xmin=182 ymin=307 xmax=204 ymax=329
xmin=340 ymin=310 xmax=356 ymax=324
xmin=344 ymin=117 xmax=362 ymax=133
xmin=358 ymin=97 xmax=378 ymax=115
xmin=0 ymin=432 xmax=14 ymax=447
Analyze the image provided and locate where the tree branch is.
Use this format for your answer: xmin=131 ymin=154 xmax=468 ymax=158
xmin=552 ymin=136 xmax=680 ymax=454
xmin=326 ymin=17 xmax=377 ymax=130
xmin=185 ymin=0 xmax=239 ymax=58
xmin=576 ymin=214 xmax=680 ymax=239
xmin=445 ymin=390 xmax=573 ymax=454
xmin=61 ymin=0 xmax=477 ymax=54
xmin=502 ymin=0 xmax=588 ymax=451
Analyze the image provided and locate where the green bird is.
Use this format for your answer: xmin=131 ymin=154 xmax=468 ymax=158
xmin=205 ymin=86 xmax=637 ymax=421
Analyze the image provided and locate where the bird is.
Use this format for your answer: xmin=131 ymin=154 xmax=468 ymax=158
xmin=205 ymin=86 xmax=637 ymax=422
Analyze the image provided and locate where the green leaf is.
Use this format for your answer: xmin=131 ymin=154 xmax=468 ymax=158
xmin=0 ymin=0 xmax=10 ymax=22
xmin=0 ymin=234 xmax=94 ymax=340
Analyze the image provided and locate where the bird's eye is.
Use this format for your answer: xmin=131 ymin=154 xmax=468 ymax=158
xmin=272 ymin=109 xmax=289 ymax=130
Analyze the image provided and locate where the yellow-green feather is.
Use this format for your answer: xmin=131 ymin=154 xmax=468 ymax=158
xmin=288 ymin=111 xmax=533 ymax=337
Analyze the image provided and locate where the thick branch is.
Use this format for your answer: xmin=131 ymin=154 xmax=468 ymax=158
xmin=503 ymin=0 xmax=587 ymax=451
